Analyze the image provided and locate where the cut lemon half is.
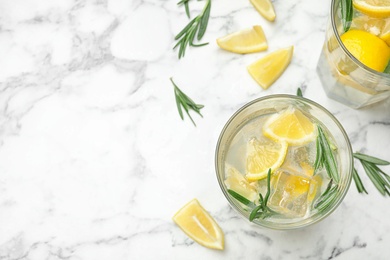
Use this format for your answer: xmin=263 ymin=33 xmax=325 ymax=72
xmin=247 ymin=46 xmax=293 ymax=89
xmin=173 ymin=199 xmax=224 ymax=250
xmin=353 ymin=0 xmax=390 ymax=18
xmin=216 ymin=25 xmax=268 ymax=54
xmin=340 ymin=29 xmax=390 ymax=72
xmin=250 ymin=0 xmax=276 ymax=22
xmin=224 ymin=167 xmax=258 ymax=202
xmin=246 ymin=137 xmax=288 ymax=181
xmin=263 ymin=107 xmax=316 ymax=146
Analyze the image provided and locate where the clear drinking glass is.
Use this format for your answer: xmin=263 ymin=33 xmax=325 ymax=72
xmin=215 ymin=95 xmax=353 ymax=230
xmin=316 ymin=0 xmax=390 ymax=109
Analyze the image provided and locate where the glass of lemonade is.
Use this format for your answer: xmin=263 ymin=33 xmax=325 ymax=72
xmin=215 ymin=95 xmax=353 ymax=230
xmin=316 ymin=0 xmax=390 ymax=109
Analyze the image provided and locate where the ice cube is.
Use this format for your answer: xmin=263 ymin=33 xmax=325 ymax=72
xmin=268 ymin=168 xmax=311 ymax=217
xmin=281 ymin=141 xmax=316 ymax=177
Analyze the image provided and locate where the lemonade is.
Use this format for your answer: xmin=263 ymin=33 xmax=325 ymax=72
xmin=215 ymin=95 xmax=353 ymax=229
xmin=317 ymin=0 xmax=390 ymax=108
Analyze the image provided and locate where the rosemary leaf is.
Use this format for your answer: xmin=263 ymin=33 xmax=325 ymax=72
xmin=263 ymin=169 xmax=272 ymax=209
xmin=314 ymin=135 xmax=323 ymax=173
xmin=352 ymin=168 xmax=368 ymax=194
xmin=249 ymin=205 xmax=263 ymax=221
xmin=360 ymin=160 xmax=387 ymax=195
xmin=340 ymin=0 xmax=353 ymax=32
xmin=314 ymin=185 xmax=339 ymax=211
xmin=198 ymin=0 xmax=211 ymax=40
xmin=296 ymin=87 xmax=303 ymax=97
xmin=318 ymin=126 xmax=340 ymax=183
xmin=353 ymin=152 xmax=390 ymax=166
xmin=227 ymin=189 xmax=255 ymax=207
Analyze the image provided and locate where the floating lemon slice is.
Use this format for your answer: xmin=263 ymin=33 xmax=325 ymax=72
xmin=263 ymin=107 xmax=316 ymax=146
xmin=246 ymin=137 xmax=288 ymax=181
xmin=216 ymin=25 xmax=268 ymax=54
xmin=353 ymin=0 xmax=390 ymax=18
xmin=340 ymin=29 xmax=390 ymax=72
xmin=247 ymin=46 xmax=294 ymax=89
xmin=250 ymin=0 xmax=276 ymax=22
xmin=173 ymin=199 xmax=224 ymax=250
xmin=225 ymin=167 xmax=258 ymax=201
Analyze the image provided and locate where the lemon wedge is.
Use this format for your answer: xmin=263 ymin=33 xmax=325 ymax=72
xmin=246 ymin=137 xmax=288 ymax=181
xmin=250 ymin=0 xmax=276 ymax=22
xmin=353 ymin=0 xmax=390 ymax=18
xmin=263 ymin=107 xmax=316 ymax=146
xmin=216 ymin=25 xmax=268 ymax=54
xmin=224 ymin=167 xmax=258 ymax=201
xmin=173 ymin=199 xmax=224 ymax=250
xmin=247 ymin=46 xmax=294 ymax=89
xmin=340 ymin=29 xmax=390 ymax=72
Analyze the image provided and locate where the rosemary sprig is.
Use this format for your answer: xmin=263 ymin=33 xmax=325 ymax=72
xmin=340 ymin=0 xmax=353 ymax=32
xmin=313 ymin=125 xmax=341 ymax=210
xmin=173 ymin=0 xmax=211 ymax=59
xmin=227 ymin=169 xmax=276 ymax=221
xmin=353 ymin=152 xmax=390 ymax=195
xmin=249 ymin=169 xmax=275 ymax=221
xmin=170 ymin=77 xmax=204 ymax=126
xmin=316 ymin=125 xmax=340 ymax=183
xmin=177 ymin=0 xmax=191 ymax=18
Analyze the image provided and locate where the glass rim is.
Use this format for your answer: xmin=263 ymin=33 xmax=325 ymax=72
xmin=330 ymin=0 xmax=390 ymax=80
xmin=215 ymin=94 xmax=353 ymax=230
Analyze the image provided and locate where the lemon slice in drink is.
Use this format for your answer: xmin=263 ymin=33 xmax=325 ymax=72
xmin=340 ymin=29 xmax=390 ymax=72
xmin=245 ymin=137 xmax=288 ymax=181
xmin=173 ymin=199 xmax=224 ymax=250
xmin=216 ymin=26 xmax=268 ymax=54
xmin=225 ymin=167 xmax=258 ymax=201
xmin=263 ymin=107 xmax=316 ymax=146
xmin=250 ymin=0 xmax=276 ymax=22
xmin=247 ymin=46 xmax=293 ymax=89
xmin=353 ymin=0 xmax=390 ymax=18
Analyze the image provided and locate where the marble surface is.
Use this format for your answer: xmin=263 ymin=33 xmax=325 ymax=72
xmin=1 ymin=0 xmax=390 ymax=259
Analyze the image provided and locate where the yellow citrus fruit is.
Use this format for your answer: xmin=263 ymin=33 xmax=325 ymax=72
xmin=340 ymin=29 xmax=390 ymax=72
xmin=224 ymin=167 xmax=258 ymax=202
xmin=250 ymin=0 xmax=276 ymax=22
xmin=245 ymin=137 xmax=288 ymax=181
xmin=173 ymin=199 xmax=224 ymax=250
xmin=353 ymin=0 xmax=390 ymax=18
xmin=216 ymin=25 xmax=268 ymax=54
xmin=247 ymin=46 xmax=294 ymax=89
xmin=263 ymin=107 xmax=316 ymax=146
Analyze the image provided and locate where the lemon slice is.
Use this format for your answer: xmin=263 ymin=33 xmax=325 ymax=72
xmin=173 ymin=199 xmax=224 ymax=250
xmin=353 ymin=0 xmax=390 ymax=18
xmin=224 ymin=167 xmax=258 ymax=201
xmin=247 ymin=46 xmax=294 ymax=89
xmin=245 ymin=137 xmax=288 ymax=181
xmin=263 ymin=107 xmax=316 ymax=146
xmin=216 ymin=26 xmax=268 ymax=54
xmin=340 ymin=29 xmax=390 ymax=72
xmin=250 ymin=0 xmax=276 ymax=22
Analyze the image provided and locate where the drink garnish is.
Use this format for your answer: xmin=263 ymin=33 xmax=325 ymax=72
xmin=173 ymin=0 xmax=211 ymax=59
xmin=353 ymin=152 xmax=390 ymax=195
xmin=170 ymin=77 xmax=204 ymax=126
xmin=341 ymin=0 xmax=353 ymax=32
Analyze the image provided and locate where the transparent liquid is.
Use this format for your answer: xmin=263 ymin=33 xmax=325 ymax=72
xmin=316 ymin=2 xmax=390 ymax=108
xmin=223 ymin=106 xmax=339 ymax=223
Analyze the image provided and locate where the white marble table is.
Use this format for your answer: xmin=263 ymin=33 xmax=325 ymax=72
xmin=1 ymin=0 xmax=390 ymax=259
